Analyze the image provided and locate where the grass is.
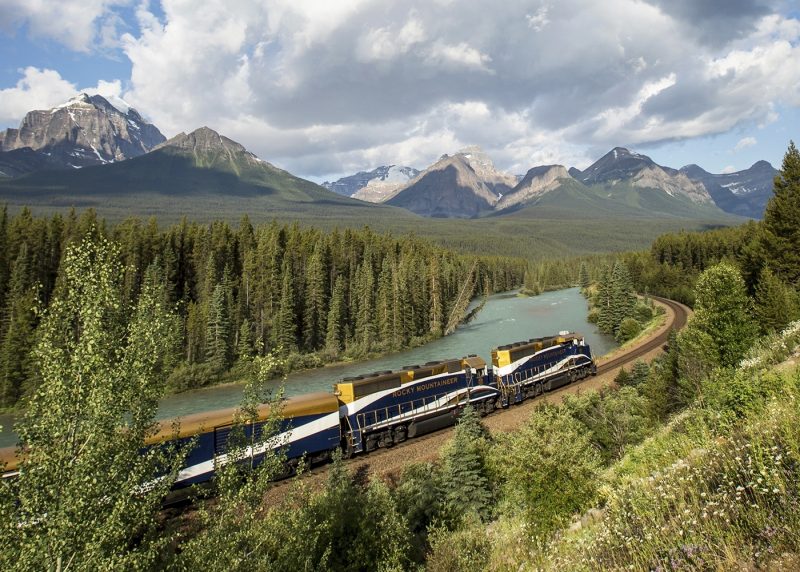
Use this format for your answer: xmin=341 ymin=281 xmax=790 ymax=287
xmin=481 ymin=321 xmax=800 ymax=571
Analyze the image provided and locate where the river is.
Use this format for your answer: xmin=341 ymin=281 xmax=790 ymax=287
xmin=0 ymin=287 xmax=616 ymax=448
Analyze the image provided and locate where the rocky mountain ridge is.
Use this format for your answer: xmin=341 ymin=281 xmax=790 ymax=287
xmin=0 ymin=94 xmax=165 ymax=176
xmin=323 ymin=165 xmax=420 ymax=200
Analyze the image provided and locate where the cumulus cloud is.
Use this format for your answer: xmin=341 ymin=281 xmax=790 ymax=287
xmin=735 ymin=136 xmax=758 ymax=151
xmin=3 ymin=0 xmax=799 ymax=178
xmin=0 ymin=0 xmax=130 ymax=52
xmin=0 ymin=67 xmax=127 ymax=126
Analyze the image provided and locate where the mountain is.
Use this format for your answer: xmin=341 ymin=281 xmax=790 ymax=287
xmin=0 ymin=126 xmax=388 ymax=221
xmin=495 ymin=165 xmax=571 ymax=211
xmin=385 ymin=151 xmax=502 ymax=218
xmin=578 ymin=147 xmax=712 ymax=204
xmin=456 ymin=145 xmax=519 ymax=195
xmin=323 ymin=165 xmax=420 ymax=201
xmin=680 ymin=161 xmax=778 ymax=218
xmin=0 ymin=93 xmax=165 ymax=176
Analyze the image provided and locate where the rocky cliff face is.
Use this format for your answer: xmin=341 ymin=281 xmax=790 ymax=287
xmin=580 ymin=147 xmax=712 ymax=203
xmin=385 ymin=153 xmax=500 ymax=218
xmin=0 ymin=93 xmax=165 ymax=172
xmin=496 ymin=165 xmax=571 ymax=210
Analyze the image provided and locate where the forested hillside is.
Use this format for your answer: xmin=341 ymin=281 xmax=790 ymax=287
xmin=0 ymin=209 xmax=524 ymax=408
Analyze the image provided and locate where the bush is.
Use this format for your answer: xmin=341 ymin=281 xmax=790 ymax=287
xmin=166 ymin=361 xmax=221 ymax=392
xmin=425 ymin=518 xmax=490 ymax=572
xmin=587 ymin=307 xmax=600 ymax=324
xmin=490 ymin=405 xmax=601 ymax=536
xmin=634 ymin=302 xmax=654 ymax=323
xmin=616 ymin=317 xmax=642 ymax=343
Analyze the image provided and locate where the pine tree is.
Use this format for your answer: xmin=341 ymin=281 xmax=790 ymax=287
xmin=354 ymin=258 xmax=376 ymax=353
xmin=440 ymin=405 xmax=492 ymax=522
xmin=237 ymin=318 xmax=254 ymax=361
xmin=0 ymin=243 xmax=37 ymax=406
xmin=762 ymin=141 xmax=800 ymax=285
xmin=325 ymin=276 xmax=345 ymax=355
xmin=609 ymin=260 xmax=636 ymax=334
xmin=596 ymin=265 xmax=615 ymax=334
xmin=753 ymin=267 xmax=800 ymax=334
xmin=302 ymin=242 xmax=328 ymax=351
xmin=578 ymin=261 xmax=590 ymax=289
xmin=274 ymin=257 xmax=298 ymax=353
xmin=206 ymin=282 xmax=231 ymax=372
xmin=376 ymin=258 xmax=394 ymax=350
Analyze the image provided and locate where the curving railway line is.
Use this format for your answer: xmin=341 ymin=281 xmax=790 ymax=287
xmin=259 ymin=295 xmax=692 ymax=498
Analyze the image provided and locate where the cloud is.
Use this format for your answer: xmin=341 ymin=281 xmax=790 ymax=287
xmin=0 ymin=0 xmax=130 ymax=52
xmin=3 ymin=0 xmax=799 ymax=178
xmin=721 ymin=165 xmax=738 ymax=174
xmin=735 ymin=136 xmax=757 ymax=151
xmin=0 ymin=67 xmax=127 ymax=126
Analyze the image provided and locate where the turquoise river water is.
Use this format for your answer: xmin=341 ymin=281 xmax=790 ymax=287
xmin=0 ymin=287 xmax=616 ymax=448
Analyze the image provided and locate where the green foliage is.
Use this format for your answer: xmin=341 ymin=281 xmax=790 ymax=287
xmin=1 ymin=234 xmax=183 ymax=570
xmin=578 ymin=261 xmax=590 ymax=289
xmin=439 ymin=405 xmax=493 ymax=523
xmin=0 ymin=212 xmax=526 ymax=406
xmin=627 ymin=360 xmax=650 ymax=388
xmin=615 ymin=317 xmax=641 ymax=343
xmin=491 ymin=405 xmax=601 ymax=536
xmin=753 ymin=267 xmax=800 ymax=334
xmin=762 ymin=140 xmax=800 ymax=285
xmin=691 ymin=262 xmax=759 ymax=368
xmin=425 ymin=517 xmax=490 ymax=572
xmin=595 ymin=260 xmax=638 ymax=336
xmin=564 ymin=387 xmax=652 ymax=463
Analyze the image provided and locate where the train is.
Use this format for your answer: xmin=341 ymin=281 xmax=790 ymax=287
xmin=0 ymin=331 xmax=595 ymax=488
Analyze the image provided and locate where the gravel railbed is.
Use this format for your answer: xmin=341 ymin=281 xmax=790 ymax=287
xmin=264 ymin=299 xmax=685 ymax=502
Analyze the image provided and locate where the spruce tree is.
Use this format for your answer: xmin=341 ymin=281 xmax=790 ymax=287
xmin=762 ymin=141 xmax=800 ymax=285
xmin=302 ymin=242 xmax=327 ymax=351
xmin=237 ymin=318 xmax=254 ymax=361
xmin=274 ymin=257 xmax=298 ymax=353
xmin=0 ymin=243 xmax=37 ymax=406
xmin=440 ymin=405 xmax=492 ymax=522
xmin=753 ymin=267 xmax=800 ymax=334
xmin=325 ymin=276 xmax=345 ymax=355
xmin=596 ymin=265 xmax=615 ymax=334
xmin=578 ymin=261 xmax=590 ymax=289
xmin=206 ymin=282 xmax=231 ymax=372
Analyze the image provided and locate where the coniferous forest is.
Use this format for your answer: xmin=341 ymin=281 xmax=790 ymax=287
xmin=0 ymin=210 xmax=525 ymax=408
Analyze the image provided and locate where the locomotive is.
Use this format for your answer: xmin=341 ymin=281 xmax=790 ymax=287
xmin=0 ymin=332 xmax=595 ymax=488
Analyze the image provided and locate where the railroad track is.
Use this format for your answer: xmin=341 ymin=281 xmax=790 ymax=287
xmin=261 ymin=295 xmax=692 ymax=495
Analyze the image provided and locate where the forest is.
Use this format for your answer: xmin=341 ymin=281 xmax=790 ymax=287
xmin=0 ymin=210 xmax=525 ymax=408
xmin=0 ymin=142 xmax=798 ymax=570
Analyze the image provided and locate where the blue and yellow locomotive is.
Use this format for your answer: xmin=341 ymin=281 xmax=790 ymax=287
xmin=0 ymin=332 xmax=595 ymax=488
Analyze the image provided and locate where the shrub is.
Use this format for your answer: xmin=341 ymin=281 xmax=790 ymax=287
xmin=490 ymin=405 xmax=601 ymax=536
xmin=616 ymin=317 xmax=642 ymax=343
xmin=634 ymin=302 xmax=654 ymax=323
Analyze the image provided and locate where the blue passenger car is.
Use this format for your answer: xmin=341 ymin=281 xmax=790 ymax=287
xmin=334 ymin=356 xmax=497 ymax=454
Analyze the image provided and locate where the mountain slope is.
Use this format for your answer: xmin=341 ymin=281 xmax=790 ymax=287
xmin=495 ymin=165 xmax=571 ymax=211
xmin=0 ymin=94 xmax=165 ymax=175
xmin=0 ymin=127 xmax=389 ymax=219
xmin=385 ymin=153 xmax=500 ymax=218
xmin=681 ymin=161 xmax=778 ymax=218
xmin=323 ymin=165 xmax=420 ymax=200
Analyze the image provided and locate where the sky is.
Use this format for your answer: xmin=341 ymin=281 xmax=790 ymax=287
xmin=0 ymin=0 xmax=798 ymax=183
